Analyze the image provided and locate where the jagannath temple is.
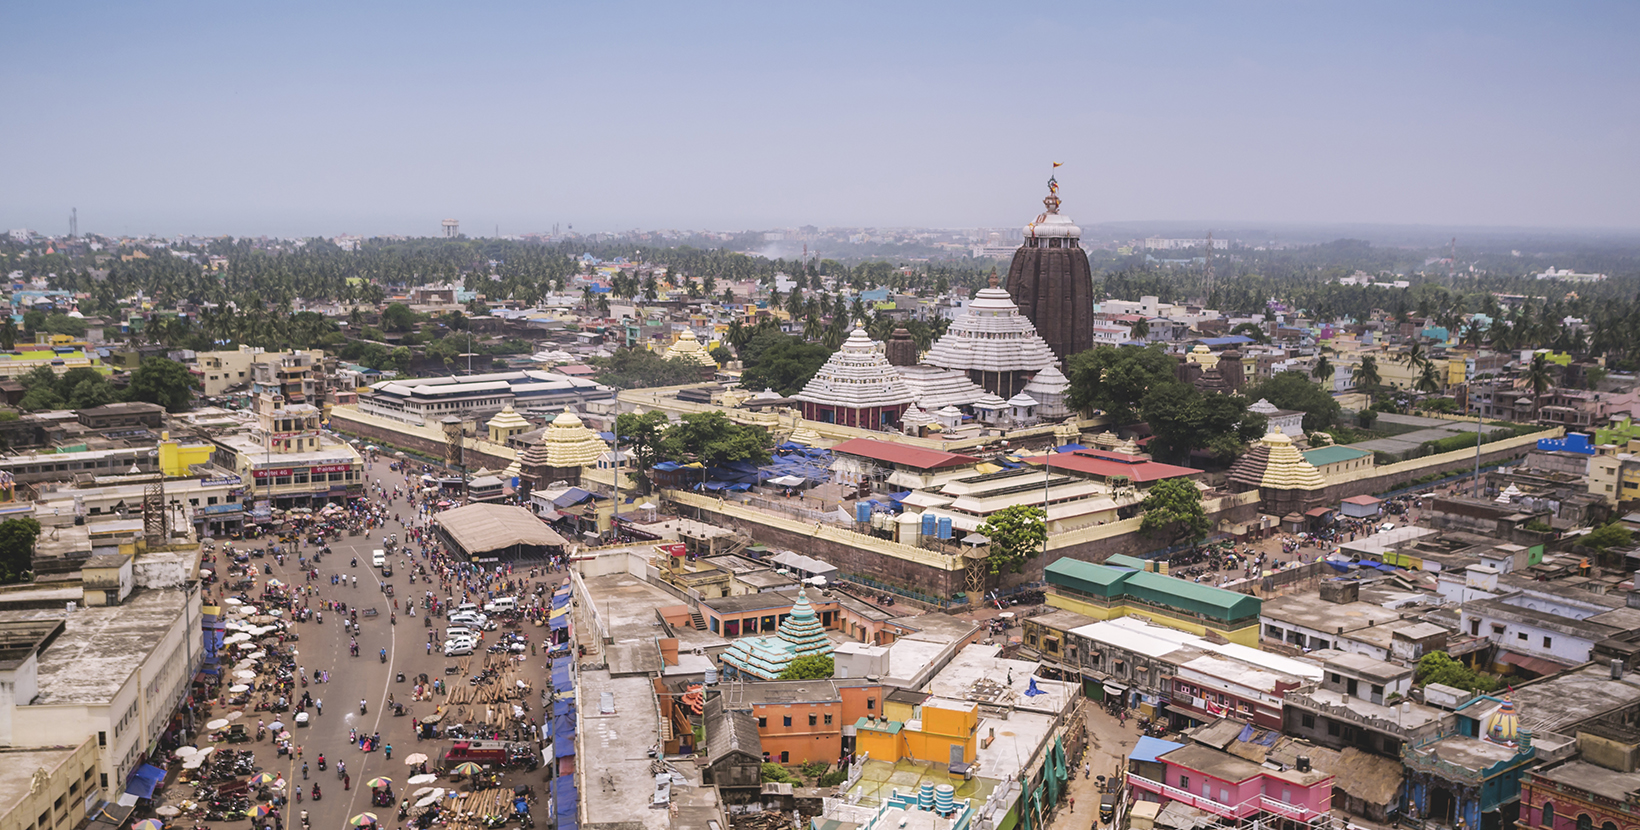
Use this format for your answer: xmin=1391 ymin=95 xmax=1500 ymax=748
xmin=518 ymin=407 xmax=608 ymax=489
xmin=921 ymin=270 xmax=1059 ymax=399
xmin=1004 ymin=172 xmax=1095 ymax=364
xmin=792 ymin=326 xmax=916 ymax=428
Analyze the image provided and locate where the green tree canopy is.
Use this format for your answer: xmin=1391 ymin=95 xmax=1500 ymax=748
xmin=737 ymin=328 xmax=831 ymax=396
xmin=658 ymin=411 xmax=770 ymax=467
xmin=380 ymin=302 xmax=421 ymax=332
xmin=615 ymin=409 xmax=672 ymax=477
xmin=0 ymin=517 xmax=41 ymax=584
xmin=1065 ymin=345 xmax=1178 ymax=424
xmin=1246 ymin=371 xmax=1341 ymax=432
xmin=1415 ymin=651 xmax=1501 ymax=694
xmin=779 ymin=655 xmax=835 ymax=680
xmin=591 ymin=348 xmax=702 ymax=389
xmin=1138 ymin=478 xmax=1210 ymax=546
xmin=976 ymin=503 xmax=1047 ymax=575
xmin=1583 ymin=522 xmax=1632 ymax=550
xmin=125 ymin=357 xmax=196 ymax=412
xmin=1140 ymin=383 xmax=1267 ymax=464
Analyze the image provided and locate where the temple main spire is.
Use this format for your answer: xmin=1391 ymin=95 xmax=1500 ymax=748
xmin=1006 ymin=171 xmax=1094 ymax=364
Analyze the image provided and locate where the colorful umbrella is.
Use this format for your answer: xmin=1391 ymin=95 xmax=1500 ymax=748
xmin=451 ymin=762 xmax=483 ymax=777
xmin=366 ymin=777 xmax=393 ymax=789
xmin=348 ymin=814 xmax=380 ymax=827
xmin=132 ymin=820 xmax=164 ymax=830
xmin=250 ymin=772 xmax=278 ymax=785
xmin=247 ymin=805 xmax=274 ymax=819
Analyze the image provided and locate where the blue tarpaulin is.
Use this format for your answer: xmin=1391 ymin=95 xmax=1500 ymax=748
xmin=551 ymin=487 xmax=595 ymax=508
xmin=554 ymin=730 xmax=575 ymax=759
xmin=125 ymin=764 xmax=167 ymax=799
xmin=552 ymin=658 xmax=574 ymax=693
xmin=653 ymin=461 xmax=681 ymax=472
xmin=555 ymin=775 xmax=580 ymax=830
xmin=1128 ymin=736 xmax=1185 ymax=764
xmin=1054 ymin=444 xmax=1088 ymax=453
xmin=554 ymin=699 xmax=575 ymax=719
xmin=549 ymin=614 xmax=568 ymax=631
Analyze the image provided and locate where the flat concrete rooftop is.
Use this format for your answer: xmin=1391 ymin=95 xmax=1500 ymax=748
xmin=0 ymin=587 xmax=191 ymax=705
xmin=576 ymin=668 xmax=669 ymax=830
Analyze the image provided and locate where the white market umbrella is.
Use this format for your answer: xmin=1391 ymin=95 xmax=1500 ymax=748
xmin=226 ymin=711 xmax=244 ymax=721
xmin=206 ymin=718 xmax=230 ymax=730
xmin=268 ymin=721 xmax=284 ymax=731
xmin=247 ymin=651 xmax=266 ymax=659
xmin=235 ymin=670 xmax=257 ymax=680
xmin=224 ymin=597 xmax=242 ymax=605
xmin=407 ymin=774 xmax=437 ymax=785
xmin=175 ymin=746 xmax=199 ymax=757
xmin=229 ymin=684 xmax=250 ymax=693
xmin=154 ymin=807 xmax=181 ymax=817
xmin=403 ymin=753 xmax=428 ymax=766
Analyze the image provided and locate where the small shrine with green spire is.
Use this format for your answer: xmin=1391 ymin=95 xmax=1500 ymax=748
xmin=719 ymin=588 xmax=833 ymax=680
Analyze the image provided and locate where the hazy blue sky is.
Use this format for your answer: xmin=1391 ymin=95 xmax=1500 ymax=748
xmin=5 ymin=2 xmax=1637 ymax=238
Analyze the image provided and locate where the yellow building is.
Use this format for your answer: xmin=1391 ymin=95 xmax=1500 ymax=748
xmin=854 ymin=697 xmax=978 ymax=767
xmin=158 ymin=433 xmax=214 ymax=477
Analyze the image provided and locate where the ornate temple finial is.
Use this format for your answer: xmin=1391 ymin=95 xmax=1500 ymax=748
xmin=1045 ymin=162 xmax=1062 ymax=214
xmin=989 ymin=267 xmax=999 ymax=288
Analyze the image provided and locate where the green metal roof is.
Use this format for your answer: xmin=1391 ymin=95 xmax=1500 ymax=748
xmin=1301 ymin=445 xmax=1372 ymax=466
xmin=1104 ymin=554 xmax=1149 ymax=570
xmin=1045 ymin=558 xmax=1132 ymax=598
xmin=1124 ymin=571 xmax=1262 ymax=622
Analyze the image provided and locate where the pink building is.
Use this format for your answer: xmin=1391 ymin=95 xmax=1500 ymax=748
xmin=1129 ymin=742 xmax=1334 ymax=823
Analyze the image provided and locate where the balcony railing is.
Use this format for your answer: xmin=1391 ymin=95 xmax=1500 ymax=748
xmin=1128 ymin=774 xmax=1325 ymax=823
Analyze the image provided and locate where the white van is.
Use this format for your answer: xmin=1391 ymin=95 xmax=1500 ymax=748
xmin=371 ymin=550 xmax=386 ymax=567
xmin=445 ymin=626 xmax=477 ymax=641
xmin=484 ymin=597 xmax=517 ymax=613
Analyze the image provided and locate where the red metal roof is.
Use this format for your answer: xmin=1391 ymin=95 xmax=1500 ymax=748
xmin=828 ymin=438 xmax=979 ymax=470
xmin=1025 ymin=450 xmax=1200 ymax=483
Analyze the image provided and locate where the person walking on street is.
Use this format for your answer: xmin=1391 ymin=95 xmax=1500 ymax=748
xmin=315 ymin=698 xmax=322 ymax=715
xmin=343 ymin=772 xmax=350 ymax=791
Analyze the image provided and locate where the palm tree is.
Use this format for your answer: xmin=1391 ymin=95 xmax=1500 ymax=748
xmin=1525 ymin=352 xmax=1554 ymax=420
xmin=1400 ymin=342 xmax=1428 ymax=374
xmin=1352 ymin=355 xmax=1381 ymax=403
xmin=1415 ymin=361 xmax=1441 ymax=395
xmin=1312 ymin=354 xmax=1334 ymax=386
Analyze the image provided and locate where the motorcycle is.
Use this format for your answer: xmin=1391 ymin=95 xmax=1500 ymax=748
xmin=311 ymin=784 xmax=321 ymax=802
xmin=380 ymin=649 xmax=387 ymax=663
xmin=317 ymin=755 xmax=326 ymax=771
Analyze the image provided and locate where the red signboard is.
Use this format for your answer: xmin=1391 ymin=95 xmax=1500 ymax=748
xmin=252 ymin=468 xmax=293 ymax=479
xmin=310 ymin=464 xmax=351 ymax=474
xmin=660 ymin=542 xmax=686 ymax=558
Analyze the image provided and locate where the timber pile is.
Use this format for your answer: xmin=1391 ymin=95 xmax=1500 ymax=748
xmin=731 ymin=811 xmax=792 ymax=830
xmin=444 ymin=787 xmax=512 ymax=829
xmin=443 ymin=654 xmax=534 ymax=726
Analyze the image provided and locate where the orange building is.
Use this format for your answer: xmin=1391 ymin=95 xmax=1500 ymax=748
xmin=855 ymin=697 xmax=979 ymax=768
xmin=739 ymin=678 xmax=887 ymax=765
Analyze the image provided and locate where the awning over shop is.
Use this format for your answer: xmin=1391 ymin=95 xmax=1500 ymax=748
xmin=124 ymin=764 xmax=167 ymax=799
xmin=554 ymin=774 xmax=579 ymax=830
xmin=552 ymin=658 xmax=574 ymax=693
xmin=549 ymin=614 xmax=568 ymax=631
xmin=1103 ymin=681 xmax=1129 ymax=696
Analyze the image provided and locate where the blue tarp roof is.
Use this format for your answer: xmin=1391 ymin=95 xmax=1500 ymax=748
xmin=125 ymin=764 xmax=167 ymax=799
xmin=1197 ymin=335 xmax=1254 ymax=347
xmin=1129 ymin=736 xmax=1185 ymax=764
xmin=554 ymin=729 xmax=575 ymax=759
xmin=552 ymin=658 xmax=574 ymax=693
xmin=1054 ymin=444 xmax=1087 ymax=453
xmin=554 ymin=699 xmax=575 ymax=718
xmin=551 ymin=487 xmax=595 ymax=508
xmin=549 ymin=614 xmax=568 ymax=631
xmin=555 ymin=775 xmax=580 ymax=830
xmin=653 ymin=461 xmax=681 ymax=472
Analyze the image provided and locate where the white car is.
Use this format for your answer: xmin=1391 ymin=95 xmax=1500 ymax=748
xmin=443 ymin=639 xmax=475 ymax=657
xmin=449 ymin=612 xmax=488 ymax=628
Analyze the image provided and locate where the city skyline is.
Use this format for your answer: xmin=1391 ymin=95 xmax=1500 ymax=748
xmin=4 ymin=1 xmax=1638 ymax=238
